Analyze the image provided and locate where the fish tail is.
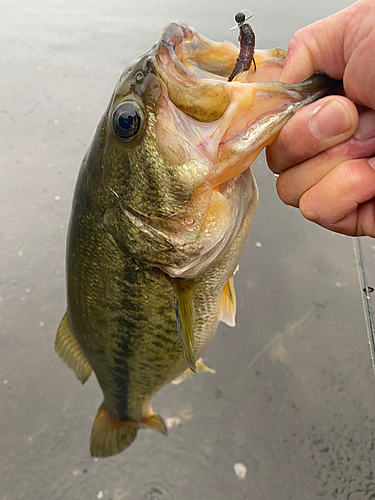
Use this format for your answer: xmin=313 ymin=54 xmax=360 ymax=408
xmin=90 ymin=404 xmax=138 ymax=457
xmin=90 ymin=405 xmax=167 ymax=457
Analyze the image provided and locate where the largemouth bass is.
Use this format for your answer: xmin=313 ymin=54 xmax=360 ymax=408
xmin=55 ymin=20 xmax=336 ymax=457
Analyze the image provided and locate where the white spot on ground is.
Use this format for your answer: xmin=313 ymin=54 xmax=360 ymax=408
xmin=255 ymin=241 xmax=262 ymax=248
xmin=97 ymin=491 xmax=104 ymax=499
xmin=25 ymin=288 xmax=30 ymax=294
xmin=334 ymin=282 xmax=342 ymax=287
xmin=53 ymin=119 xmax=58 ymax=124
xmin=3 ymin=379 xmax=8 ymax=385
xmin=39 ymin=322 xmax=44 ymax=327
xmin=234 ymin=462 xmax=247 ymax=479
xmin=54 ymin=195 xmax=61 ymax=201
xmin=165 ymin=417 xmax=182 ymax=429
xmin=18 ymin=250 xmax=23 ymax=256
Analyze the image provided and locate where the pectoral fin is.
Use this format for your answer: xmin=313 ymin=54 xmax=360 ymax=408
xmin=55 ymin=312 xmax=92 ymax=384
xmin=172 ymin=358 xmax=216 ymax=385
xmin=219 ymin=275 xmax=236 ymax=327
xmin=173 ymin=278 xmax=196 ymax=372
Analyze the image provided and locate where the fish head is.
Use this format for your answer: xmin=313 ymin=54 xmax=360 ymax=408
xmin=88 ymin=21 xmax=336 ymax=278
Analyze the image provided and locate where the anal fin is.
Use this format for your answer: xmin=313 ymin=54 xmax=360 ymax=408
xmin=55 ymin=312 xmax=92 ymax=384
xmin=173 ymin=279 xmax=196 ymax=372
xmin=141 ymin=412 xmax=168 ymax=436
xmin=172 ymin=358 xmax=216 ymax=385
xmin=219 ymin=275 xmax=236 ymax=327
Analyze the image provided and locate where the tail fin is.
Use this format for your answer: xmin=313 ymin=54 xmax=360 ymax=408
xmin=90 ymin=404 xmax=138 ymax=457
xmin=90 ymin=405 xmax=167 ymax=457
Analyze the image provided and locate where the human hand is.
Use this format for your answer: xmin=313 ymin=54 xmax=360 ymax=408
xmin=266 ymin=0 xmax=375 ymax=237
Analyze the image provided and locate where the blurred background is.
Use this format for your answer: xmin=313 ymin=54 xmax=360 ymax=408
xmin=2 ymin=0 xmax=375 ymax=498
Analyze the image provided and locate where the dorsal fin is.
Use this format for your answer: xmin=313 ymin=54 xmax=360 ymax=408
xmin=219 ymin=274 xmax=237 ymax=327
xmin=55 ymin=312 xmax=92 ymax=384
xmin=173 ymin=279 xmax=196 ymax=372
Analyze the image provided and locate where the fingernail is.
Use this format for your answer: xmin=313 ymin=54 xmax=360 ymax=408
xmin=309 ymin=100 xmax=352 ymax=140
xmin=368 ymin=157 xmax=375 ymax=169
xmin=354 ymin=110 xmax=375 ymax=140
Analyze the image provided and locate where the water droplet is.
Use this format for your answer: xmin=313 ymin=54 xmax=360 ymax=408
xmin=184 ymin=218 xmax=194 ymax=226
xmin=273 ymin=173 xmax=280 ymax=178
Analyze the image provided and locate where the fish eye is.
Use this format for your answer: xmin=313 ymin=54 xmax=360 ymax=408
xmin=112 ymin=102 xmax=143 ymax=140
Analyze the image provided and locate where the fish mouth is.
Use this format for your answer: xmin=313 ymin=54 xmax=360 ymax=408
xmin=129 ymin=22 xmax=336 ymax=278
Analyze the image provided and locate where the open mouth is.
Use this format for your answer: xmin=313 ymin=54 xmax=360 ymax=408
xmin=123 ymin=21 xmax=337 ymax=278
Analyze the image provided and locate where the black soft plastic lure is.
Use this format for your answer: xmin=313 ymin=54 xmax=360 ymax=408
xmin=228 ymin=11 xmax=256 ymax=82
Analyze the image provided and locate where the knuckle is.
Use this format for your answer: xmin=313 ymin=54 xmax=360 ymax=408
xmin=288 ymin=27 xmax=308 ymax=50
xmin=337 ymin=159 xmax=369 ymax=187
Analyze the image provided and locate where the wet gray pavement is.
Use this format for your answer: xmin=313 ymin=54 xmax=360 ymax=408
xmin=2 ymin=0 xmax=375 ymax=498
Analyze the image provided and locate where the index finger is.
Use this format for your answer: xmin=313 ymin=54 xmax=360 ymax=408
xmin=280 ymin=7 xmax=350 ymax=84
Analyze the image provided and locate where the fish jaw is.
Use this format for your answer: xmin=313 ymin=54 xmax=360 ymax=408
xmin=137 ymin=21 xmax=336 ymax=276
xmin=154 ymin=21 xmax=337 ymax=187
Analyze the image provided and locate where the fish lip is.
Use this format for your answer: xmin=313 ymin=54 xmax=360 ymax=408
xmin=160 ymin=20 xmax=191 ymax=50
xmin=155 ymin=21 xmax=201 ymax=86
